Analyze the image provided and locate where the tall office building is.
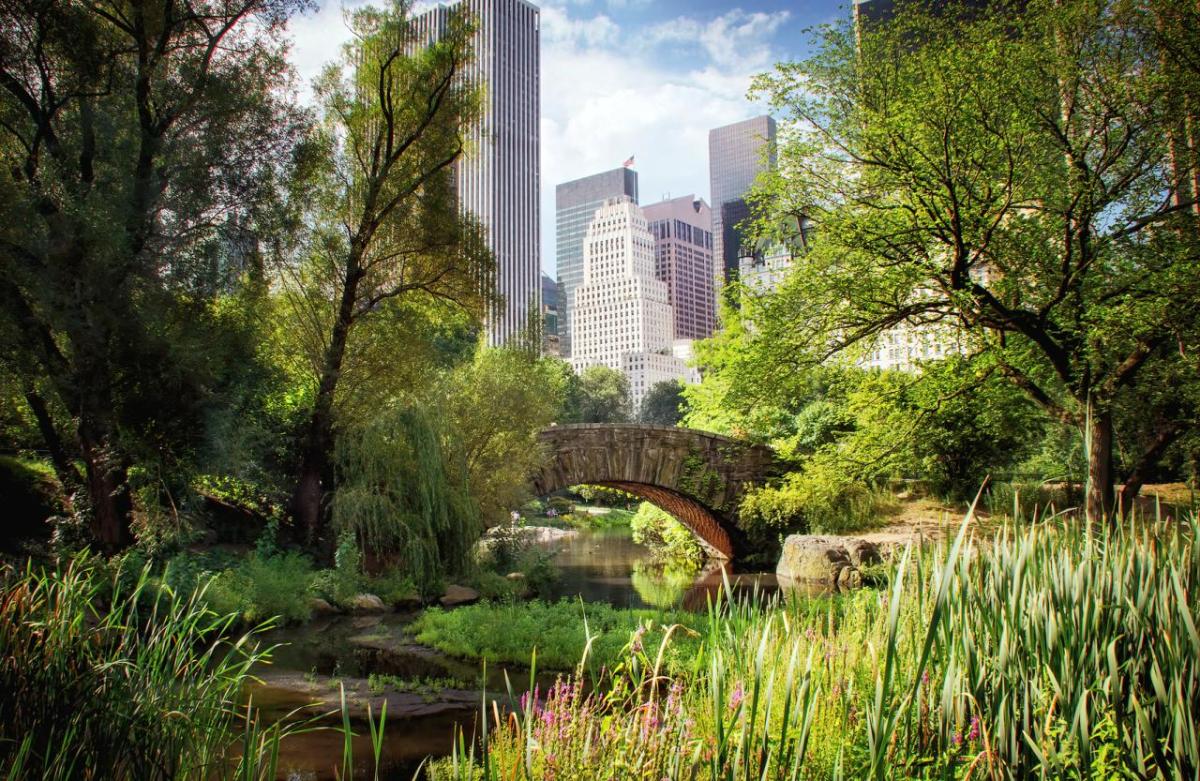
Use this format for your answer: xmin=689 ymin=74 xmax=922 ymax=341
xmin=412 ymin=0 xmax=540 ymax=347
xmin=540 ymin=272 xmax=560 ymax=357
xmin=708 ymin=115 xmax=776 ymax=289
xmin=555 ymin=167 xmax=639 ymax=357
xmin=643 ymin=195 xmax=715 ymax=341
xmin=571 ymin=196 xmax=689 ymax=411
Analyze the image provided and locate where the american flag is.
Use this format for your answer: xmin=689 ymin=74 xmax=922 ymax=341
xmin=623 ymin=155 xmax=635 ymax=168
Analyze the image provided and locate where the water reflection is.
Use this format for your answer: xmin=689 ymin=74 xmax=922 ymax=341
xmin=538 ymin=525 xmax=779 ymax=609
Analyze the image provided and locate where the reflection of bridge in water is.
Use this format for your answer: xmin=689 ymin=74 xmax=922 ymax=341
xmin=533 ymin=424 xmax=783 ymax=561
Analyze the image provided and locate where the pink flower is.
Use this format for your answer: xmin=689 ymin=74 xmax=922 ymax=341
xmin=968 ymin=715 xmax=981 ymax=742
xmin=728 ymin=682 xmax=745 ymax=711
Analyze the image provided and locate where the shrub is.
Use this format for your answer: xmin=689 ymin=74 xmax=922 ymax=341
xmin=206 ymin=552 xmax=315 ymax=624
xmin=630 ymin=502 xmax=704 ymax=569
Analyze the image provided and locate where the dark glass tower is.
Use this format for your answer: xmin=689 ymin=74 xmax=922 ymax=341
xmin=708 ymin=115 xmax=776 ymax=288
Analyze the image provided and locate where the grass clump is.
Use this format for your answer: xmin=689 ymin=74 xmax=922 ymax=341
xmin=0 ymin=559 xmax=284 ymax=780
xmin=411 ymin=598 xmax=705 ymax=671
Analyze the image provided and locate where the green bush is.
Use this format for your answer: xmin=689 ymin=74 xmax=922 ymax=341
xmin=206 ymin=552 xmax=315 ymax=624
xmin=739 ymin=460 xmax=897 ymax=556
xmin=0 ymin=456 xmax=61 ymax=550
xmin=629 ymin=502 xmax=704 ymax=570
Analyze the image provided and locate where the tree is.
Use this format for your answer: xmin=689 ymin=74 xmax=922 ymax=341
xmin=561 ymin=365 xmax=632 ymax=424
xmin=0 ymin=0 xmax=306 ymax=550
xmin=749 ymin=0 xmax=1200 ymax=520
xmin=438 ymin=347 xmax=566 ymax=525
xmin=286 ymin=1 xmax=491 ymax=545
xmin=639 ymin=380 xmax=687 ymax=426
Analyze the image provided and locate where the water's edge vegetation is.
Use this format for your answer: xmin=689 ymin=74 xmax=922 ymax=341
xmin=3 ymin=509 xmax=1196 ymax=779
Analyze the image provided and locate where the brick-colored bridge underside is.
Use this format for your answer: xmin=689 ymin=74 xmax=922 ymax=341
xmin=532 ymin=424 xmax=781 ymax=560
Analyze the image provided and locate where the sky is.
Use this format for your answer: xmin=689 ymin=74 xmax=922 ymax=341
xmin=285 ymin=0 xmax=851 ymax=276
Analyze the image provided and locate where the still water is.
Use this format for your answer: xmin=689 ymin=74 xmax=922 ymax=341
xmin=252 ymin=525 xmax=778 ymax=780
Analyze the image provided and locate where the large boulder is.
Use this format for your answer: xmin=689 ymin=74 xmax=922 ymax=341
xmin=842 ymin=538 xmax=883 ymax=568
xmin=347 ymin=593 xmax=387 ymax=613
xmin=308 ymin=596 xmax=340 ymax=616
xmin=439 ymin=584 xmax=480 ymax=608
xmin=776 ymin=535 xmax=879 ymax=590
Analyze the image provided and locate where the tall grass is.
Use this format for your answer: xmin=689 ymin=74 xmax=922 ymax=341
xmin=0 ymin=558 xmax=301 ymax=780
xmin=427 ymin=511 xmax=1200 ymax=780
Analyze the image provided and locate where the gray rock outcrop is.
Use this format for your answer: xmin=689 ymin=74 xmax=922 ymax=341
xmin=776 ymin=535 xmax=881 ymax=590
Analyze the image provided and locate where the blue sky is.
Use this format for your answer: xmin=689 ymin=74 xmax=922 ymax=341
xmin=286 ymin=0 xmax=852 ymax=275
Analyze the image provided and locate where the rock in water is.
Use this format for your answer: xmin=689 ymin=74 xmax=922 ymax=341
xmin=308 ymin=596 xmax=339 ymax=616
xmin=347 ymin=593 xmax=387 ymax=613
xmin=439 ymin=585 xmax=480 ymax=608
xmin=842 ymin=538 xmax=883 ymax=568
xmin=776 ymin=535 xmax=878 ymax=590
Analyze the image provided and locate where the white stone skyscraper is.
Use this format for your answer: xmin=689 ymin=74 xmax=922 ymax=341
xmin=413 ymin=0 xmax=540 ymax=347
xmin=571 ymin=196 xmax=690 ymax=411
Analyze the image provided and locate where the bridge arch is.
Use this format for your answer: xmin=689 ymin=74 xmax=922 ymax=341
xmin=531 ymin=424 xmax=781 ymax=560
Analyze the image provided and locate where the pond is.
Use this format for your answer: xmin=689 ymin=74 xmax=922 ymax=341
xmin=251 ymin=525 xmax=779 ymax=780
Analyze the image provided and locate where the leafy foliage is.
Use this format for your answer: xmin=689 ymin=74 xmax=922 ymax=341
xmin=332 ymin=405 xmax=478 ymax=597
xmin=561 ymin=364 xmax=633 ymax=424
xmin=639 ymin=380 xmax=687 ymax=426
xmin=629 ymin=503 xmax=704 ymax=570
xmin=746 ymin=0 xmax=1200 ymax=517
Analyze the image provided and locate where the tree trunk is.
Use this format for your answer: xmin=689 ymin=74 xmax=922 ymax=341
xmin=291 ymin=264 xmax=360 ymax=548
xmin=23 ymin=387 xmax=83 ymax=491
xmin=1085 ymin=409 xmax=1115 ymax=522
xmin=78 ymin=429 xmax=133 ymax=553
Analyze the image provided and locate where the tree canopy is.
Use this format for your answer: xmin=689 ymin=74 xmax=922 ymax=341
xmin=743 ymin=0 xmax=1200 ymax=519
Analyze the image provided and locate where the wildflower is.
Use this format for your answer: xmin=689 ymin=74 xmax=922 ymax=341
xmin=631 ymin=625 xmax=647 ymax=655
xmin=728 ymin=682 xmax=745 ymax=711
xmin=921 ymin=670 xmax=930 ymax=687
xmin=953 ymin=731 xmax=963 ymax=747
xmin=968 ymin=715 xmax=981 ymax=742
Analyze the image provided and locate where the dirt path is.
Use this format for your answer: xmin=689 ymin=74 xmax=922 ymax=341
xmin=856 ymin=483 xmax=1196 ymax=552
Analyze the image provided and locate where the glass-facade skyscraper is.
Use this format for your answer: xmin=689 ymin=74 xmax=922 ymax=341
xmin=708 ymin=115 xmax=777 ymax=288
xmin=413 ymin=0 xmax=540 ymax=348
xmin=554 ymin=167 xmax=638 ymax=358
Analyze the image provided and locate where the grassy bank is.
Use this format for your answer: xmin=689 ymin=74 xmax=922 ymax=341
xmin=411 ymin=599 xmax=707 ymax=672
xmin=428 ymin=512 xmax=1200 ymax=780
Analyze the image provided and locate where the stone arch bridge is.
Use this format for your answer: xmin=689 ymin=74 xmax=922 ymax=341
xmin=531 ymin=424 xmax=783 ymax=560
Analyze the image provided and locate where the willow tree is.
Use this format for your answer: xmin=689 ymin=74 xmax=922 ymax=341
xmin=748 ymin=0 xmax=1200 ymax=520
xmin=287 ymin=1 xmax=491 ymax=545
xmin=0 ymin=0 xmax=305 ymax=550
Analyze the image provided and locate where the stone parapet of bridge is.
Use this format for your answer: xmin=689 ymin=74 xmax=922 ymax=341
xmin=532 ymin=424 xmax=782 ymax=560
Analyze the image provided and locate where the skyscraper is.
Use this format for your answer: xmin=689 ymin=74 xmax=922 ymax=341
xmin=412 ymin=0 xmax=540 ymax=347
xmin=540 ymin=271 xmax=560 ymax=357
xmin=555 ymin=167 xmax=639 ymax=357
xmin=642 ymin=195 xmax=715 ymax=341
xmin=708 ymin=115 xmax=777 ymax=288
xmin=571 ymin=196 xmax=689 ymax=411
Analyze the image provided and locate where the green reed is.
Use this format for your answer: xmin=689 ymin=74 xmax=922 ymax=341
xmin=427 ymin=509 xmax=1199 ymax=780
xmin=0 ymin=559 xmax=309 ymax=780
